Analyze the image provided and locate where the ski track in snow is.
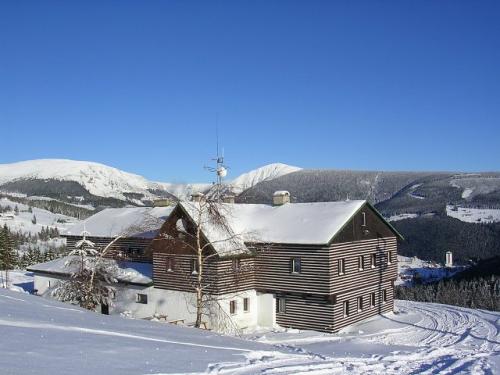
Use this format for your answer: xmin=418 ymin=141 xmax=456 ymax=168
xmin=181 ymin=301 xmax=500 ymax=375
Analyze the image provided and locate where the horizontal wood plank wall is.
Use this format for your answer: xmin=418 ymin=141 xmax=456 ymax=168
xmin=64 ymin=235 xmax=153 ymax=263
xmin=329 ymin=237 xmax=398 ymax=294
xmin=255 ymin=245 xmax=331 ymax=294
xmin=332 ymin=280 xmax=394 ymax=332
xmin=215 ymin=258 xmax=255 ymax=294
xmin=276 ymin=294 xmax=334 ymax=332
xmin=153 ymin=253 xmax=255 ymax=295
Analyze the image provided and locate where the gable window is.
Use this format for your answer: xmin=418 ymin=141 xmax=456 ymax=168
xmin=232 ymin=258 xmax=241 ymax=272
xmin=276 ymin=297 xmax=286 ymax=314
xmin=358 ymin=255 xmax=364 ymax=271
xmin=136 ymin=294 xmax=148 ymax=304
xmin=370 ymin=254 xmax=376 ymax=268
xmin=370 ymin=292 xmax=376 ymax=308
xmin=243 ymin=297 xmax=250 ymax=312
xmin=190 ymin=259 xmax=199 ymax=275
xmin=338 ymin=258 xmax=346 ymax=275
xmin=357 ymin=296 xmax=363 ymax=312
xmin=229 ymin=300 xmax=237 ymax=315
xmin=361 ymin=211 xmax=367 ymax=227
xmin=383 ymin=289 xmax=388 ymax=303
xmin=166 ymin=257 xmax=175 ymax=272
xmin=291 ymin=258 xmax=302 ymax=274
xmin=343 ymin=300 xmax=350 ymax=317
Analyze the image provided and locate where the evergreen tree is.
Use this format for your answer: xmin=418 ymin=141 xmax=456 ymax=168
xmin=14 ymin=205 xmax=19 ymax=215
xmin=0 ymin=225 xmax=16 ymax=287
xmin=31 ymin=215 xmax=37 ymax=225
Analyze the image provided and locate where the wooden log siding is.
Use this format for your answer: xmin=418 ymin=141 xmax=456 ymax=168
xmin=64 ymin=235 xmax=153 ymax=263
xmin=332 ymin=280 xmax=394 ymax=331
xmin=276 ymin=294 xmax=334 ymax=332
xmin=255 ymin=244 xmax=331 ymax=294
xmin=329 ymin=237 xmax=398 ymax=295
xmin=153 ymin=253 xmax=255 ymax=295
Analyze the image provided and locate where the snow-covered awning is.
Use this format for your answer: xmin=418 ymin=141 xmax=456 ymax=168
xmin=27 ymin=256 xmax=153 ymax=286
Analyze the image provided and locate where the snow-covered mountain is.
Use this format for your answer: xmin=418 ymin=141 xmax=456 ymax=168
xmin=0 ymin=159 xmax=301 ymax=208
xmin=228 ymin=162 xmax=302 ymax=194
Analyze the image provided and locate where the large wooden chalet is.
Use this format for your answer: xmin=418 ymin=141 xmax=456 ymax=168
xmin=29 ymin=191 xmax=402 ymax=333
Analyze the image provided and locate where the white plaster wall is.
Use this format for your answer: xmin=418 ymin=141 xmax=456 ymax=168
xmin=257 ymin=292 xmax=276 ymax=327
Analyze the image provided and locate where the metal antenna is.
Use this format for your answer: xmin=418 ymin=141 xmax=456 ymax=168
xmin=204 ymin=116 xmax=229 ymax=202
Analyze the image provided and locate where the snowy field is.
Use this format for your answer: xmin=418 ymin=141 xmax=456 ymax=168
xmin=0 ymin=197 xmax=79 ymax=234
xmin=396 ymin=255 xmax=465 ymax=286
xmin=446 ymin=204 xmax=500 ymax=224
xmin=0 ymin=286 xmax=498 ymax=374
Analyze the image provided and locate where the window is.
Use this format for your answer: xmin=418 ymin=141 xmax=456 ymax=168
xmin=291 ymin=257 xmax=301 ymax=274
xmin=343 ymin=300 xmax=350 ymax=317
xmin=358 ymin=255 xmax=364 ymax=271
xmin=276 ymin=297 xmax=286 ymax=314
xmin=129 ymin=247 xmax=145 ymax=256
xmin=243 ymin=297 xmax=250 ymax=312
xmin=338 ymin=259 xmax=346 ymax=275
xmin=190 ymin=259 xmax=199 ymax=275
xmin=230 ymin=300 xmax=237 ymax=315
xmin=357 ymin=296 xmax=363 ymax=312
xmin=370 ymin=292 xmax=376 ymax=308
xmin=136 ymin=294 xmax=148 ymax=304
xmin=232 ymin=258 xmax=241 ymax=272
xmin=166 ymin=257 xmax=175 ymax=272
xmin=387 ymin=251 xmax=393 ymax=265
xmin=361 ymin=211 xmax=367 ymax=227
xmin=383 ymin=289 xmax=388 ymax=303
xmin=371 ymin=254 xmax=376 ymax=268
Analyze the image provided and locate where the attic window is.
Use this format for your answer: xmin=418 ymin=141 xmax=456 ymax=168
xmin=338 ymin=259 xmax=346 ymax=275
xmin=361 ymin=212 xmax=367 ymax=227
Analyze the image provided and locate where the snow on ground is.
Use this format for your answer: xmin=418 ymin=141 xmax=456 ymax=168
xmin=0 ymin=197 xmax=79 ymax=234
xmin=446 ymin=204 xmax=500 ymax=224
xmin=1 ymin=281 xmax=498 ymax=374
xmin=397 ymin=255 xmax=465 ymax=286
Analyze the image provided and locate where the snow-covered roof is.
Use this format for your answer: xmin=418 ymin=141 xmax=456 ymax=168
xmin=27 ymin=256 xmax=152 ymax=285
xmin=65 ymin=206 xmax=173 ymax=238
xmin=179 ymin=200 xmax=367 ymax=257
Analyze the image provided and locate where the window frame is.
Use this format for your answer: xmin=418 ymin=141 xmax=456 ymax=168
xmin=190 ymin=258 xmax=199 ymax=275
xmin=357 ymin=296 xmax=363 ymax=312
xmin=370 ymin=292 xmax=376 ymax=308
xmin=361 ymin=211 xmax=367 ymax=227
xmin=358 ymin=255 xmax=364 ymax=271
xmin=343 ymin=300 xmax=350 ymax=317
xmin=383 ymin=289 xmax=388 ymax=303
xmin=338 ymin=258 xmax=346 ymax=275
xmin=243 ymin=297 xmax=250 ymax=312
xmin=370 ymin=253 xmax=376 ymax=268
xmin=291 ymin=257 xmax=302 ymax=274
xmin=232 ymin=258 xmax=241 ymax=272
xmin=387 ymin=251 xmax=392 ymax=265
xmin=276 ymin=297 xmax=286 ymax=314
xmin=166 ymin=257 xmax=175 ymax=272
xmin=136 ymin=293 xmax=148 ymax=304
xmin=229 ymin=300 xmax=237 ymax=315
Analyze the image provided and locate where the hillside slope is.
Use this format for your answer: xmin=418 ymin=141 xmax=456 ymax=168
xmin=0 ymin=288 xmax=498 ymax=374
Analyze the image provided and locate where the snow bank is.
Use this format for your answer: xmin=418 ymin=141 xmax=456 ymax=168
xmin=446 ymin=204 xmax=500 ymax=224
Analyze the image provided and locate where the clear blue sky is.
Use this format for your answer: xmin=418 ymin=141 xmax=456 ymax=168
xmin=1 ymin=1 xmax=499 ymax=182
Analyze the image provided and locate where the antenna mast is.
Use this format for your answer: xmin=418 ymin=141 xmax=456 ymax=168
xmin=204 ymin=119 xmax=228 ymax=202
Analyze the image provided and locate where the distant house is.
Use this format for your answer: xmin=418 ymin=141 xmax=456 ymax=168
xmin=29 ymin=193 xmax=402 ymax=333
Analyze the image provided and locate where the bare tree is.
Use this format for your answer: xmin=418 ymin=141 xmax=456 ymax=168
xmin=157 ymin=189 xmax=259 ymax=330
